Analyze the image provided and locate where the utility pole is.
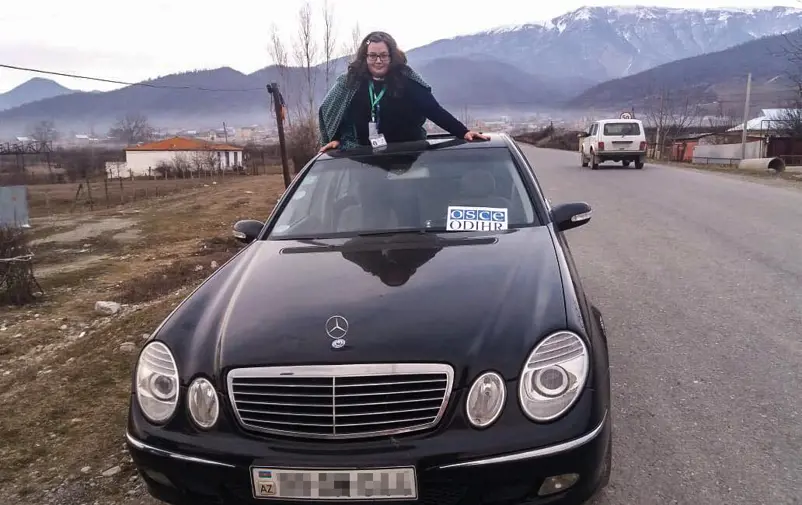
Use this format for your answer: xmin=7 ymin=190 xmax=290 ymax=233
xmin=222 ymin=121 xmax=229 ymax=144
xmin=740 ymin=72 xmax=752 ymax=161
xmin=654 ymin=91 xmax=664 ymax=160
xmin=267 ymin=83 xmax=291 ymax=188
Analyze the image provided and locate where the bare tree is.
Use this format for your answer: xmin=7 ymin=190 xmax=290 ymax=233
xmin=667 ymin=96 xmax=703 ymax=135
xmin=28 ymin=120 xmax=58 ymax=143
xmin=171 ymin=153 xmax=192 ymax=178
xmin=777 ymin=108 xmax=802 ymax=138
xmin=190 ymin=151 xmax=218 ymax=175
xmin=154 ymin=160 xmax=172 ymax=178
xmin=773 ymin=24 xmax=802 ymax=139
xmin=342 ymin=22 xmax=362 ymax=62
xmin=268 ymin=24 xmax=291 ymax=91
xmin=292 ymin=0 xmax=319 ymax=121
xmin=643 ymin=89 xmax=704 ymax=158
xmin=321 ymin=0 xmax=338 ymax=90
xmin=267 ymin=23 xmax=294 ymax=129
xmin=109 ymin=113 xmax=155 ymax=145
xmin=779 ymin=29 xmax=802 ymax=97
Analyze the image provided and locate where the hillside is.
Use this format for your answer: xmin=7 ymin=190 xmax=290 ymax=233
xmin=0 ymin=78 xmax=74 ymax=111
xmin=565 ymin=27 xmax=802 ymax=112
xmin=413 ymin=56 xmax=577 ymax=107
xmin=0 ymin=56 xmax=562 ymax=137
xmin=407 ymin=6 xmax=802 ymax=82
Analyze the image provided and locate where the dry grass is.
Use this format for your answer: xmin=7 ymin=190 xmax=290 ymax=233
xmin=26 ymin=172 xmax=278 ymax=218
xmin=0 ymin=174 xmax=287 ymax=505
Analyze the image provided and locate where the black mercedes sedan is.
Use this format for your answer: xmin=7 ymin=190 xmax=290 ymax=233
xmin=126 ymin=133 xmax=612 ymax=505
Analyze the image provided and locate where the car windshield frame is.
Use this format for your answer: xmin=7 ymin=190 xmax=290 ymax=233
xmin=262 ymin=145 xmax=546 ymax=241
xmin=603 ymin=122 xmax=641 ymax=136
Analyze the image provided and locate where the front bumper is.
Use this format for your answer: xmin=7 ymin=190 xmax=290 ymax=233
xmin=126 ymin=407 xmax=610 ymax=505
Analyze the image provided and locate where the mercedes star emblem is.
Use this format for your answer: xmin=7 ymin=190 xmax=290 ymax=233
xmin=325 ymin=315 xmax=349 ymax=349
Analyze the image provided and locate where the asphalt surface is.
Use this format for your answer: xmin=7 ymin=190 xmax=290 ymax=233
xmin=519 ymin=146 xmax=802 ymax=505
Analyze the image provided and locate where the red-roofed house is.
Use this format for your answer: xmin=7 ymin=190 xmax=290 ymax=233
xmin=109 ymin=136 xmax=244 ymax=178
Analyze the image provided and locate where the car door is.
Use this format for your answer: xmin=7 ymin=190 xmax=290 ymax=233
xmin=585 ymin=123 xmax=598 ymax=153
xmin=581 ymin=123 xmax=595 ymax=154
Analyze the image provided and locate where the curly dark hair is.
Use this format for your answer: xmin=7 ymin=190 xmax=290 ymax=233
xmin=346 ymin=31 xmax=410 ymax=96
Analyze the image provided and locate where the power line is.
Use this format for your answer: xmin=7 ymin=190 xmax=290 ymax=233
xmin=0 ymin=62 xmax=798 ymax=112
xmin=0 ymin=63 xmax=265 ymax=92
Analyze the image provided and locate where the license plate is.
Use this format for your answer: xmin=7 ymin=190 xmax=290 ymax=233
xmin=251 ymin=467 xmax=418 ymax=500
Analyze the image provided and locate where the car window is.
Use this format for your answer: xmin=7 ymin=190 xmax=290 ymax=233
xmin=603 ymin=122 xmax=641 ymax=136
xmin=268 ymin=148 xmax=540 ymax=240
xmin=270 ymin=172 xmax=324 ymax=234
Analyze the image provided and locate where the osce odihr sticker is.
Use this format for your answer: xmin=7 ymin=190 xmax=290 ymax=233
xmin=446 ymin=206 xmax=508 ymax=231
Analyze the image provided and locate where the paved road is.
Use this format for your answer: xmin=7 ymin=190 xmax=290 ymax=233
xmin=520 ymin=146 xmax=802 ymax=505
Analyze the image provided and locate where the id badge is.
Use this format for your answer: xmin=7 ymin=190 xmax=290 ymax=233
xmin=370 ymin=134 xmax=387 ymax=148
xmin=368 ymin=121 xmax=379 ymax=139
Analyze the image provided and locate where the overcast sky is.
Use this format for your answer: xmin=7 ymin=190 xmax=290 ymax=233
xmin=0 ymin=0 xmax=799 ymax=93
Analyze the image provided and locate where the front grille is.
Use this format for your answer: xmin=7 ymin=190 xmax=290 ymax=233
xmin=227 ymin=363 xmax=454 ymax=440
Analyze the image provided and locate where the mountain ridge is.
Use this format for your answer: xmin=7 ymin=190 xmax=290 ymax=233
xmin=565 ymin=27 xmax=802 ymax=113
xmin=0 ymin=77 xmax=75 ymax=111
xmin=407 ymin=5 xmax=802 ymax=81
xmin=0 ymin=55 xmax=570 ymax=138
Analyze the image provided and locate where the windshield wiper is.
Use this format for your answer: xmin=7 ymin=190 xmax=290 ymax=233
xmin=356 ymin=228 xmax=445 ymax=237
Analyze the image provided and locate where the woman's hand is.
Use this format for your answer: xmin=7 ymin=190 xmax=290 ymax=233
xmin=319 ymin=140 xmax=340 ymax=153
xmin=464 ymin=131 xmax=490 ymax=141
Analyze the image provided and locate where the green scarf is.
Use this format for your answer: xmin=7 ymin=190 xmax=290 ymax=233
xmin=318 ymin=66 xmax=431 ymax=149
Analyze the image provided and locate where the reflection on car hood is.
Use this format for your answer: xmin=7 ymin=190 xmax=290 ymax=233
xmin=156 ymin=227 xmax=568 ymax=387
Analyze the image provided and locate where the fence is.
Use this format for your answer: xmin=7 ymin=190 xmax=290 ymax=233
xmin=779 ymin=154 xmax=802 ymax=167
xmin=26 ymin=172 xmax=269 ymax=219
xmin=0 ymin=142 xmax=285 ymax=187
xmin=691 ymin=141 xmax=763 ymax=165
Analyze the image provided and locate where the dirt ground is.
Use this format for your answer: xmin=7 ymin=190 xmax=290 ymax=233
xmin=0 ymin=174 xmax=287 ymax=505
xmin=26 ymin=174 xmax=254 ymax=219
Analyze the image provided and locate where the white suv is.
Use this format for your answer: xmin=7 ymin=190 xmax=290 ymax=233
xmin=579 ymin=118 xmax=647 ymax=170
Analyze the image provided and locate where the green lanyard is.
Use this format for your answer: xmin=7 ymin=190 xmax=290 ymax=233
xmin=369 ymin=80 xmax=386 ymax=122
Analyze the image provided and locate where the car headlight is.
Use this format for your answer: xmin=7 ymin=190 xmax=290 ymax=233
xmin=465 ymin=371 xmax=506 ymax=428
xmin=519 ymin=331 xmax=589 ymax=422
xmin=187 ymin=377 xmax=219 ymax=429
xmin=135 ymin=341 xmax=179 ymax=424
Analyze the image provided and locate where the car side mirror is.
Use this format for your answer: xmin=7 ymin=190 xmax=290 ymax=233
xmin=551 ymin=202 xmax=591 ymax=231
xmin=577 ymin=132 xmax=589 ymax=138
xmin=232 ymin=219 xmax=264 ymax=243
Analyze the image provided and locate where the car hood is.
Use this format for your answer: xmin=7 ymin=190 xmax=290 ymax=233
xmin=158 ymin=227 xmax=568 ymax=388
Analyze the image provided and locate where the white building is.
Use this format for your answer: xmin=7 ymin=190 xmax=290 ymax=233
xmin=108 ymin=136 xmax=244 ymax=178
xmin=727 ymin=108 xmax=802 ymax=134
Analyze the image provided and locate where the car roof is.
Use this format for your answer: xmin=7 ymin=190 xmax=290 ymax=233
xmin=315 ymin=133 xmax=512 ymax=161
xmin=596 ymin=118 xmax=643 ymax=123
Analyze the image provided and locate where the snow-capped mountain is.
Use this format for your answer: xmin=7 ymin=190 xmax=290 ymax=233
xmin=407 ymin=5 xmax=802 ymax=83
xmin=566 ymin=26 xmax=802 ymax=112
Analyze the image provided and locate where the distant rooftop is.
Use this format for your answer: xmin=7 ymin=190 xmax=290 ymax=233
xmin=126 ymin=136 xmax=243 ymax=151
xmin=728 ymin=108 xmax=802 ymax=132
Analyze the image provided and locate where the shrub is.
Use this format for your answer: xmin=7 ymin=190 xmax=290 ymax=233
xmin=0 ymin=226 xmax=41 ymax=306
xmin=287 ymin=116 xmax=320 ymax=174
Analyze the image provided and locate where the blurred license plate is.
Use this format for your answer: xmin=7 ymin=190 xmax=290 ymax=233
xmin=252 ymin=467 xmax=418 ymax=500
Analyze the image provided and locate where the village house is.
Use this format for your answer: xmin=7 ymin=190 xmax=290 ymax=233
xmin=684 ymin=108 xmax=802 ymax=164
xmin=106 ymin=136 xmax=244 ymax=179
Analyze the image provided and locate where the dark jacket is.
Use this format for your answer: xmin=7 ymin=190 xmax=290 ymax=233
xmin=333 ymin=75 xmax=470 ymax=145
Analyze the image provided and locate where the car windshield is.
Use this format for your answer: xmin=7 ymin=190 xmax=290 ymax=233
xmin=267 ymin=148 xmax=539 ymax=240
xmin=603 ymin=122 xmax=641 ymax=136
